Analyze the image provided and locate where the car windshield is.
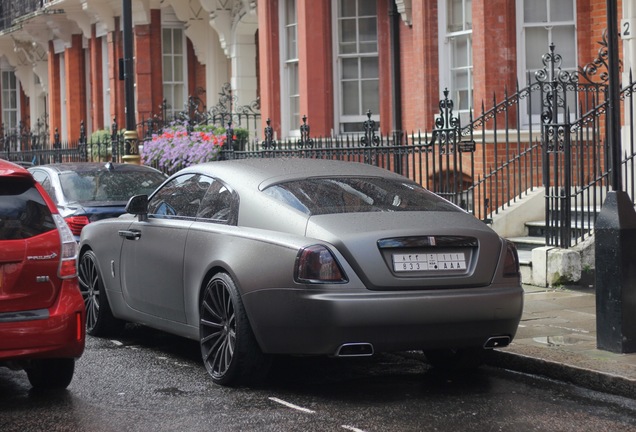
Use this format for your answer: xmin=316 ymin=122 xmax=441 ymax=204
xmin=263 ymin=177 xmax=462 ymax=216
xmin=0 ymin=177 xmax=55 ymax=240
xmin=59 ymin=169 xmax=165 ymax=203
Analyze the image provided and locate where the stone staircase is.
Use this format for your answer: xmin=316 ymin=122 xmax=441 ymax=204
xmin=488 ymin=188 xmax=597 ymax=287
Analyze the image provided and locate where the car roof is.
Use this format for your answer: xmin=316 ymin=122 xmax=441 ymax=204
xmin=179 ymin=158 xmax=408 ymax=190
xmin=0 ymin=159 xmax=35 ymax=180
xmin=29 ymin=162 xmax=163 ymax=174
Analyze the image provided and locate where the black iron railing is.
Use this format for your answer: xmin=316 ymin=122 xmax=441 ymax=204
xmin=4 ymin=47 xmax=636 ymax=249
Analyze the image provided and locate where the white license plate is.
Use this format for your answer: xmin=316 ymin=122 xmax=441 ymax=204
xmin=392 ymin=252 xmax=467 ymax=272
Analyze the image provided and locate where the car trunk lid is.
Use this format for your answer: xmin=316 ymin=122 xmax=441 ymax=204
xmin=305 ymin=211 xmax=502 ymax=290
xmin=0 ymin=230 xmax=61 ymax=313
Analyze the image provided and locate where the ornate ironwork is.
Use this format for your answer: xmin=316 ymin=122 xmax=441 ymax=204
xmin=429 ymin=89 xmax=460 ymax=154
xmin=360 ymin=110 xmax=379 ymax=147
xmin=261 ymin=118 xmax=277 ymax=149
xmin=536 ymin=43 xmax=578 ymax=128
xmin=297 ymin=115 xmax=313 ymax=149
xmin=208 ymin=82 xmax=260 ymax=127
xmin=226 ymin=121 xmax=235 ymax=151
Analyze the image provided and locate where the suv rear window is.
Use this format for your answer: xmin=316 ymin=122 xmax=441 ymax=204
xmin=263 ymin=177 xmax=462 ymax=216
xmin=0 ymin=178 xmax=55 ymax=240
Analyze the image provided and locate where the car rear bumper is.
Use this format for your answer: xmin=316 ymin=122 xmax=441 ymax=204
xmin=0 ymin=279 xmax=86 ymax=361
xmin=243 ymin=284 xmax=524 ymax=356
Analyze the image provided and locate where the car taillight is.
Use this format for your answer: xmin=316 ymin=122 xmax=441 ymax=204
xmin=503 ymin=240 xmax=520 ymax=277
xmin=295 ymin=245 xmax=348 ymax=283
xmin=54 ymin=214 xmax=78 ymax=278
xmin=65 ymin=216 xmax=90 ymax=236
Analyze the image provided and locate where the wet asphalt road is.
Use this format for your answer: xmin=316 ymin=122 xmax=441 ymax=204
xmin=2 ymin=324 xmax=636 ymax=432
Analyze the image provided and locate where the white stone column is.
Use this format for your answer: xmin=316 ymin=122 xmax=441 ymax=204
xmin=230 ymin=33 xmax=258 ymax=108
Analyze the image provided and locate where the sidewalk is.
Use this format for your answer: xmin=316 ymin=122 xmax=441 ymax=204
xmin=486 ymin=284 xmax=636 ymax=399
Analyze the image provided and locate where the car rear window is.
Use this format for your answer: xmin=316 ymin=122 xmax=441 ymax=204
xmin=263 ymin=177 xmax=462 ymax=216
xmin=59 ymin=170 xmax=166 ymax=203
xmin=0 ymin=178 xmax=55 ymax=240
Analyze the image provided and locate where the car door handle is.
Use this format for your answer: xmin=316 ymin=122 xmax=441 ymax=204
xmin=118 ymin=229 xmax=141 ymax=240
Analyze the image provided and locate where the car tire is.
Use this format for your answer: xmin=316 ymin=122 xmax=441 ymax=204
xmin=26 ymin=358 xmax=75 ymax=389
xmin=424 ymin=347 xmax=486 ymax=371
xmin=199 ymin=272 xmax=270 ymax=387
xmin=78 ymin=250 xmax=125 ymax=336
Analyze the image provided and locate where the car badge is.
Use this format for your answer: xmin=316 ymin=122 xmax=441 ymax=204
xmin=27 ymin=253 xmax=58 ymax=260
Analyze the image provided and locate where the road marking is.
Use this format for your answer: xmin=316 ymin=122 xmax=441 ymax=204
xmin=268 ymin=397 xmax=315 ymax=414
xmin=110 ymin=340 xmax=123 ymax=346
xmin=342 ymin=426 xmax=366 ymax=432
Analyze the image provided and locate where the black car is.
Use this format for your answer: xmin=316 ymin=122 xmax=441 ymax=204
xmin=29 ymin=162 xmax=167 ymax=240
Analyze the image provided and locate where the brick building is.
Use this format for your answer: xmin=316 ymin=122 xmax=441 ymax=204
xmin=0 ymin=0 xmax=631 ymax=144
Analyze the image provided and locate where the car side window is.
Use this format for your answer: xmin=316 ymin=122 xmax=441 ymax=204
xmin=196 ymin=179 xmax=237 ymax=224
xmin=30 ymin=170 xmax=58 ymax=204
xmin=148 ymin=174 xmax=212 ymax=219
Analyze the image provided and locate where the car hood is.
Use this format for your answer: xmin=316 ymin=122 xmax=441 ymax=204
xmin=305 ymin=211 xmax=503 ymax=290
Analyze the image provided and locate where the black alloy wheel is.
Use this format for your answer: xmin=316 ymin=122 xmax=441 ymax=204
xmin=78 ymin=250 xmax=124 ymax=336
xmin=199 ymin=273 xmax=269 ymax=386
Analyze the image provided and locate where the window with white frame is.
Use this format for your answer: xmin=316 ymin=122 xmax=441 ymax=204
xmin=518 ymin=0 xmax=577 ymax=122
xmin=282 ymin=0 xmax=300 ymax=136
xmin=1 ymin=69 xmax=18 ymax=132
xmin=335 ymin=0 xmax=379 ymax=133
xmin=439 ymin=0 xmax=473 ymax=112
xmin=162 ymin=24 xmax=187 ymax=120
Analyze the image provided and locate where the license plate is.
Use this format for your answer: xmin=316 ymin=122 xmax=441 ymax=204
xmin=392 ymin=252 xmax=467 ymax=272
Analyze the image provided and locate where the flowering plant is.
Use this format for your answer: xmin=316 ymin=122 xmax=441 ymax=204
xmin=141 ymin=122 xmax=227 ymax=171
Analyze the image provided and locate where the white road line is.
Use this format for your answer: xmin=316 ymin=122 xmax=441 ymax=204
xmin=342 ymin=425 xmax=367 ymax=432
xmin=268 ymin=397 xmax=315 ymax=414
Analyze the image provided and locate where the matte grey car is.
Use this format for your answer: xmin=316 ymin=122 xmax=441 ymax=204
xmin=77 ymin=159 xmax=523 ymax=386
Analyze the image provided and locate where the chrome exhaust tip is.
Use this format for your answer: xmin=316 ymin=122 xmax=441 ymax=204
xmin=335 ymin=343 xmax=374 ymax=357
xmin=483 ymin=336 xmax=511 ymax=349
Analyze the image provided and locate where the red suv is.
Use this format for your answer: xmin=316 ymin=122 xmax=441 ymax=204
xmin=0 ymin=159 xmax=85 ymax=389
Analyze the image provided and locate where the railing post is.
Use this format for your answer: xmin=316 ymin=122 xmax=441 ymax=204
xmin=297 ymin=115 xmax=313 ymax=149
xmin=79 ymin=120 xmax=87 ymax=161
xmin=360 ymin=110 xmax=379 ymax=147
xmin=261 ymin=118 xmax=277 ymax=150
xmin=225 ymin=121 xmax=235 ymax=159
xmin=53 ymin=128 xmax=61 ymax=163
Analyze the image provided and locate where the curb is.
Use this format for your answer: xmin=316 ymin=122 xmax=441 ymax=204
xmin=486 ymin=350 xmax=636 ymax=399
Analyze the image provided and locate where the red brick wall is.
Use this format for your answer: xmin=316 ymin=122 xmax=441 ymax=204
xmin=377 ymin=0 xmax=392 ymax=134
xmin=65 ymin=34 xmax=87 ymax=143
xmin=109 ymin=17 xmax=125 ymax=130
xmin=298 ymin=0 xmax=333 ymax=136
xmin=135 ymin=20 xmax=154 ymax=124
xmin=472 ymin=0 xmax=517 ymax=122
xmin=48 ymin=42 xmax=61 ymax=143
xmin=400 ymin=0 xmax=439 ymax=133
xmin=20 ymin=84 xmax=29 ymax=130
xmin=90 ymin=25 xmax=104 ymax=131
xmin=580 ymin=0 xmax=622 ymax=70
xmin=257 ymin=0 xmax=281 ymax=134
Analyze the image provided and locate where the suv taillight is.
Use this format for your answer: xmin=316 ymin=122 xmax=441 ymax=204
xmin=65 ymin=216 xmax=90 ymax=236
xmin=54 ymin=214 xmax=78 ymax=278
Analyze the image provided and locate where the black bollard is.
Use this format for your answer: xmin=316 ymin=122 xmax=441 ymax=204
xmin=595 ymin=190 xmax=636 ymax=353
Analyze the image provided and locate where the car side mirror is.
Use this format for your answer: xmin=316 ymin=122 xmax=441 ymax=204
xmin=126 ymin=194 xmax=149 ymax=221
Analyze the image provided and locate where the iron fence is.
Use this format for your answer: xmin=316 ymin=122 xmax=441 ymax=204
xmin=3 ymin=46 xmax=636 ymax=249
